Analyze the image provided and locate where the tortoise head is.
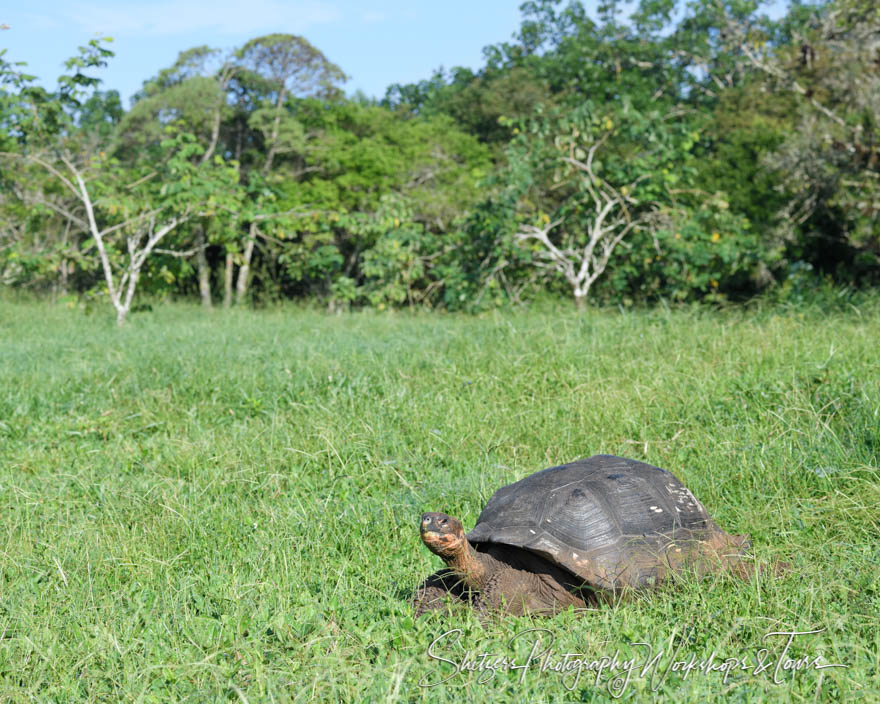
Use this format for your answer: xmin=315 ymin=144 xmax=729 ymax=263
xmin=420 ymin=512 xmax=467 ymax=560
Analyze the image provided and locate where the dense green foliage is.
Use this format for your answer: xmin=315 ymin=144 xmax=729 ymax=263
xmin=0 ymin=299 xmax=877 ymax=700
xmin=1 ymin=0 xmax=878 ymax=318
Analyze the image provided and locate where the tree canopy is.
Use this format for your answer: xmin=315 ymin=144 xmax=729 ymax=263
xmin=1 ymin=1 xmax=877 ymax=317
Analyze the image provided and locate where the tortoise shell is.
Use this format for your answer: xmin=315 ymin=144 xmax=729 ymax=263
xmin=466 ymin=455 xmax=735 ymax=591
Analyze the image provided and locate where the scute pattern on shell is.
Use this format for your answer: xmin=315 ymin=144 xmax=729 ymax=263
xmin=466 ymin=455 xmax=726 ymax=591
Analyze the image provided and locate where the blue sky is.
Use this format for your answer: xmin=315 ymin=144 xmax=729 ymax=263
xmin=2 ymin=1 xmax=526 ymax=105
xmin=2 ymin=1 xmax=791 ymax=107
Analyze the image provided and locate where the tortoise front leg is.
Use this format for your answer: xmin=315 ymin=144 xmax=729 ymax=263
xmin=412 ymin=569 xmax=470 ymax=618
xmin=475 ymin=568 xmax=586 ymax=617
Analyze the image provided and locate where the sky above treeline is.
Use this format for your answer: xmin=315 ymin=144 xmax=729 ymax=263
xmin=2 ymin=0 xmax=526 ymax=105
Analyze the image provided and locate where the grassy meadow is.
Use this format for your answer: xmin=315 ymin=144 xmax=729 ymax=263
xmin=0 ymin=298 xmax=878 ymax=702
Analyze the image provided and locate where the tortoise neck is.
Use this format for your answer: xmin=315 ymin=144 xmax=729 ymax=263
xmin=446 ymin=540 xmax=487 ymax=589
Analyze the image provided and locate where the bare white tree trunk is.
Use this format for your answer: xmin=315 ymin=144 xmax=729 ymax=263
xmin=111 ymin=217 xmax=184 ymax=325
xmin=195 ymin=225 xmax=212 ymax=308
xmin=58 ymin=259 xmax=69 ymax=296
xmin=58 ymin=220 xmax=71 ymax=296
xmin=58 ymin=154 xmax=187 ymax=325
xmin=235 ymin=222 xmax=257 ymax=306
xmin=224 ymin=251 xmax=234 ymax=308
xmin=516 ymin=210 xmax=640 ymax=308
xmin=515 ymin=135 xmax=652 ymax=309
xmin=191 ymin=62 xmax=236 ymax=311
xmin=4 ymin=148 xmax=207 ymax=324
xmin=233 ymin=83 xmax=285 ymax=305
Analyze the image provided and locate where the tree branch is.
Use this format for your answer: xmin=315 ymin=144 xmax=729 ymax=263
xmin=61 ymin=152 xmax=119 ymax=307
xmin=0 ymin=151 xmax=82 ymax=200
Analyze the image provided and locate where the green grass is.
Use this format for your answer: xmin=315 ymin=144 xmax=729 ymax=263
xmin=0 ymin=298 xmax=878 ymax=702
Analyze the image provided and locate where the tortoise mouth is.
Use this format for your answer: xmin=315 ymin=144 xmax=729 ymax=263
xmin=421 ymin=530 xmax=458 ymax=545
xmin=421 ymin=530 xmax=464 ymax=558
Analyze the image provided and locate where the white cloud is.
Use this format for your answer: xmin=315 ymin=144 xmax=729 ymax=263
xmin=50 ymin=0 xmax=342 ymax=37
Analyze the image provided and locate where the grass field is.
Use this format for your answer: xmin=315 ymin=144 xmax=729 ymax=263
xmin=0 ymin=298 xmax=878 ymax=702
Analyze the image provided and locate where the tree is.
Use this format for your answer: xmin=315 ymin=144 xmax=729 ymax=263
xmin=384 ymin=0 xmax=690 ymax=149
xmin=501 ymin=103 xmax=682 ymax=307
xmin=231 ymin=34 xmax=346 ymax=304
xmin=2 ymin=2 xmax=873 ymax=308
xmin=733 ymin=0 xmax=880 ymax=272
xmin=683 ymin=0 xmax=879 ymax=278
xmin=1 ymin=40 xmax=241 ymax=324
xmin=385 ymin=65 xmax=555 ymax=149
xmin=120 ymin=46 xmax=241 ymax=307
xmin=270 ymin=99 xmax=491 ymax=308
xmin=9 ymin=131 xmax=240 ymax=324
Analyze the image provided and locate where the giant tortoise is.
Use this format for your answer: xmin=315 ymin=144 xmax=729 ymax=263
xmin=414 ymin=455 xmax=756 ymax=617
